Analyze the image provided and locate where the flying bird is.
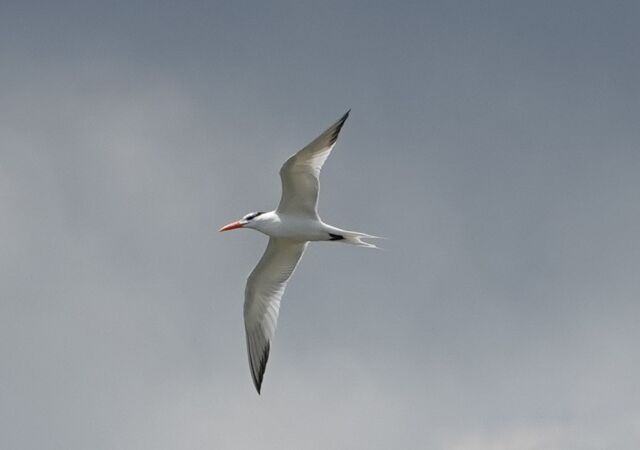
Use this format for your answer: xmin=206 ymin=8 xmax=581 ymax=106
xmin=219 ymin=111 xmax=379 ymax=393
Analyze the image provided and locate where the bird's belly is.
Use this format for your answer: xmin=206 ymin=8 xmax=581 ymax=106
xmin=262 ymin=219 xmax=328 ymax=241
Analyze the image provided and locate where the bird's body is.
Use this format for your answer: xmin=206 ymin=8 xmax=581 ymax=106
xmin=239 ymin=211 xmax=368 ymax=243
xmin=219 ymin=111 xmax=378 ymax=393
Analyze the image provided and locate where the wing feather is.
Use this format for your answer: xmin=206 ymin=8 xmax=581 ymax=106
xmin=277 ymin=110 xmax=350 ymax=217
xmin=244 ymin=238 xmax=307 ymax=393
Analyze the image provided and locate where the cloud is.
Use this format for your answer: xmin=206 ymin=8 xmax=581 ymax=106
xmin=2 ymin=2 xmax=640 ymax=449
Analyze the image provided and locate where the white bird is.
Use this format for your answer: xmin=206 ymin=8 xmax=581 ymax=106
xmin=219 ymin=111 xmax=379 ymax=393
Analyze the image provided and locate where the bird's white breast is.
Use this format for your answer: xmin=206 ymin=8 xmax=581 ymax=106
xmin=254 ymin=212 xmax=329 ymax=241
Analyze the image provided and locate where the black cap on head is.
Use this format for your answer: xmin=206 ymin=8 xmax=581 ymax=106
xmin=243 ymin=211 xmax=265 ymax=221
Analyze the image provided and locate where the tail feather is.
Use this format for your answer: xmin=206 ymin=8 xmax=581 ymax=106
xmin=340 ymin=231 xmax=384 ymax=248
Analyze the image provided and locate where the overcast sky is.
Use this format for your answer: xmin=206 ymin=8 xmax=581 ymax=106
xmin=2 ymin=1 xmax=640 ymax=449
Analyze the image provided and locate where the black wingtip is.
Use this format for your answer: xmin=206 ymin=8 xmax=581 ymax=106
xmin=251 ymin=370 xmax=263 ymax=395
xmin=329 ymin=109 xmax=351 ymax=145
xmin=339 ymin=109 xmax=350 ymax=125
xmin=250 ymin=341 xmax=270 ymax=395
xmin=253 ymin=373 xmax=262 ymax=394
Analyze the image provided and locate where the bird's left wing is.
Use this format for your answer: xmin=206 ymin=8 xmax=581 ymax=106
xmin=244 ymin=238 xmax=307 ymax=393
xmin=277 ymin=110 xmax=350 ymax=217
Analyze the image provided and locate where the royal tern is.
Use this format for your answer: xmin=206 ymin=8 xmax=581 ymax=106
xmin=219 ymin=111 xmax=379 ymax=393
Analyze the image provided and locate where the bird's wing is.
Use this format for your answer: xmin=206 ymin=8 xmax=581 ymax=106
xmin=244 ymin=237 xmax=307 ymax=393
xmin=277 ymin=110 xmax=350 ymax=217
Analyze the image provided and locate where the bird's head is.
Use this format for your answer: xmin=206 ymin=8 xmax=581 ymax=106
xmin=219 ymin=211 xmax=267 ymax=232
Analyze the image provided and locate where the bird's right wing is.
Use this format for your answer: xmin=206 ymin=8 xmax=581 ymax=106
xmin=277 ymin=111 xmax=350 ymax=217
xmin=244 ymin=238 xmax=307 ymax=393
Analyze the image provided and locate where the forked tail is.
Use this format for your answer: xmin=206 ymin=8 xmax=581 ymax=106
xmin=340 ymin=230 xmax=384 ymax=248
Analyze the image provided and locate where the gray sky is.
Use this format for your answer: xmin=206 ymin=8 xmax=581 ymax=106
xmin=2 ymin=1 xmax=639 ymax=449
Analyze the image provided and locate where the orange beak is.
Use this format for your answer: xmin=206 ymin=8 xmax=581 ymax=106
xmin=218 ymin=220 xmax=244 ymax=232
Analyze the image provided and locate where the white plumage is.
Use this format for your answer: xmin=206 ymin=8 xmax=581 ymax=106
xmin=219 ymin=111 xmax=379 ymax=393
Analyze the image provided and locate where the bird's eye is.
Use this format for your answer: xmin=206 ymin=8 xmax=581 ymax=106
xmin=244 ymin=212 xmax=265 ymax=221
